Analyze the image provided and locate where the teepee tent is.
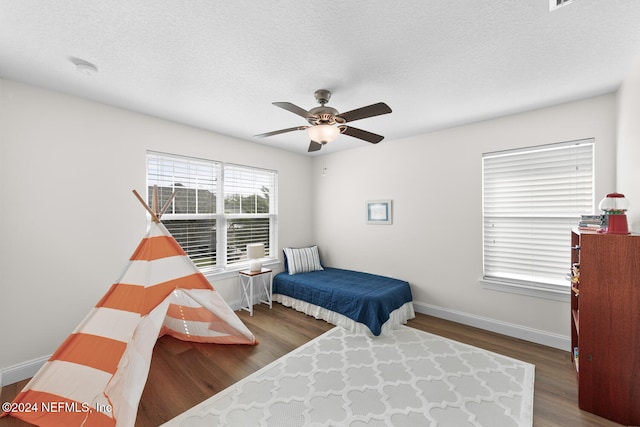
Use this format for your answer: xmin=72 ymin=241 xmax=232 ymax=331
xmin=2 ymin=189 xmax=256 ymax=426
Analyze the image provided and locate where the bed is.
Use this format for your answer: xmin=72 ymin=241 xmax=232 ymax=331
xmin=273 ymin=246 xmax=414 ymax=336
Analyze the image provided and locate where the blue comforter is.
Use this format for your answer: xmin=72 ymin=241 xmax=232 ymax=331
xmin=273 ymin=267 xmax=413 ymax=336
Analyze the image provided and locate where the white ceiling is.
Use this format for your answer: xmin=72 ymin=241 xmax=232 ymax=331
xmin=2 ymin=1 xmax=640 ymax=156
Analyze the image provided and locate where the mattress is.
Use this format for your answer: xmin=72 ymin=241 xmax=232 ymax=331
xmin=273 ymin=267 xmax=414 ymax=336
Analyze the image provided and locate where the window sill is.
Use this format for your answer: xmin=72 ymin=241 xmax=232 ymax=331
xmin=479 ymin=278 xmax=570 ymax=302
xmin=203 ymin=259 xmax=281 ymax=281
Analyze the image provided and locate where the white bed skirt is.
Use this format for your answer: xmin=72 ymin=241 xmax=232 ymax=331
xmin=272 ymin=294 xmax=415 ymax=336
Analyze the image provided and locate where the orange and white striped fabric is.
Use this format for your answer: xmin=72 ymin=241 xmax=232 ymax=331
xmin=2 ymin=222 xmax=256 ymax=426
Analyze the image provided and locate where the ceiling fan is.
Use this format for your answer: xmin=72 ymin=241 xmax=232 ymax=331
xmin=254 ymin=89 xmax=392 ymax=152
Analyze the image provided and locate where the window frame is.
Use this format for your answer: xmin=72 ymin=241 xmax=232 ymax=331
xmin=146 ymin=151 xmax=278 ymax=277
xmin=480 ymin=139 xmax=595 ymax=301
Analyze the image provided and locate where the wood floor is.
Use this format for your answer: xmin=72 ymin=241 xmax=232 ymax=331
xmin=0 ymin=303 xmax=624 ymax=427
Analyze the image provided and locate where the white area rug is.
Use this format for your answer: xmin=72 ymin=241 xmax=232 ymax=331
xmin=163 ymin=326 xmax=534 ymax=427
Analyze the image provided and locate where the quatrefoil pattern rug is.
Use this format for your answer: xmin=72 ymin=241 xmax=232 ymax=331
xmin=164 ymin=326 xmax=534 ymax=427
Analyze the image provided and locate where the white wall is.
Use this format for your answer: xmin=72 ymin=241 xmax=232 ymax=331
xmin=0 ymin=79 xmax=313 ymax=378
xmin=312 ymin=94 xmax=617 ymax=348
xmin=0 ymin=75 xmax=625 ymax=384
xmin=616 ymin=57 xmax=640 ymax=232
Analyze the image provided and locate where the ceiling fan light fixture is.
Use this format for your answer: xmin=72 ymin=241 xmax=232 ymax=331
xmin=257 ymin=90 xmax=392 ymax=152
xmin=307 ymin=124 xmax=340 ymax=144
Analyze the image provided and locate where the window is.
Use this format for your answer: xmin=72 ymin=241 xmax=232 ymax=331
xmin=147 ymin=152 xmax=277 ymax=273
xmin=482 ymin=139 xmax=594 ymax=297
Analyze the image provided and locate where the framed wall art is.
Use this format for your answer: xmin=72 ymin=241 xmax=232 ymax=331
xmin=366 ymin=200 xmax=392 ymax=225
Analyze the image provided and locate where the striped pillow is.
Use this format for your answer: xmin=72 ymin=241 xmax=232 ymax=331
xmin=284 ymin=246 xmax=324 ymax=275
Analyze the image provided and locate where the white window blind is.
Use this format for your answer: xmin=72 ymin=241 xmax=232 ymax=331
xmin=224 ymin=164 xmax=275 ymax=266
xmin=147 ymin=153 xmax=218 ymax=215
xmin=146 ymin=152 xmax=276 ymax=273
xmin=482 ymin=139 xmax=594 ymax=288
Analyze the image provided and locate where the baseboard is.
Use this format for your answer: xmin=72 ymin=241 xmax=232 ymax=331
xmin=413 ymin=301 xmax=570 ymax=351
xmin=1 ymin=355 xmax=50 ymax=387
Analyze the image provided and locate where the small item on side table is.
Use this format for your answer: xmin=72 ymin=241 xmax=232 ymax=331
xmin=247 ymin=243 xmax=266 ymax=272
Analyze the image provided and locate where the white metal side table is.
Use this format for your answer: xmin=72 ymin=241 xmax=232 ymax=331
xmin=238 ymin=268 xmax=272 ymax=316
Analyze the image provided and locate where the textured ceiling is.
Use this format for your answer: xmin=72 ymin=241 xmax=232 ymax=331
xmin=2 ymin=1 xmax=640 ymax=156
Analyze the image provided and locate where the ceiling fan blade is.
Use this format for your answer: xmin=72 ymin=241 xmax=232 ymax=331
xmin=273 ymin=102 xmax=318 ymax=120
xmin=336 ymin=102 xmax=392 ymax=123
xmin=340 ymin=126 xmax=385 ymax=144
xmin=254 ymin=126 xmax=308 ymax=138
xmin=308 ymin=140 xmax=323 ymax=152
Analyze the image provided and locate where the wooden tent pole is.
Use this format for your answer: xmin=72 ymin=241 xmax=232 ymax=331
xmin=152 ymin=186 xmax=159 ymax=216
xmin=132 ymin=189 xmax=161 ymax=223
xmin=159 ymin=192 xmax=177 ymax=219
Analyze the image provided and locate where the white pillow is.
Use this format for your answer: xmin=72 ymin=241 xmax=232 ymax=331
xmin=284 ymin=246 xmax=324 ymax=275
